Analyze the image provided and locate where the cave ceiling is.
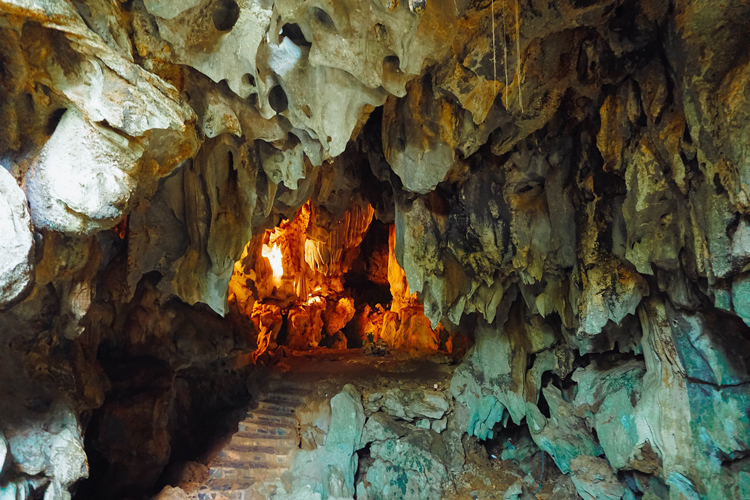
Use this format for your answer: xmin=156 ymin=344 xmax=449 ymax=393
xmin=1 ymin=0 xmax=750 ymax=498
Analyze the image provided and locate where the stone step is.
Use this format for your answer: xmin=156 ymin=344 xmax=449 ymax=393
xmin=197 ymin=490 xmax=244 ymax=500
xmin=237 ymin=421 xmax=295 ymax=436
xmin=256 ymin=400 xmax=298 ymax=415
xmin=231 ymin=432 xmax=297 ymax=449
xmin=218 ymin=444 xmax=294 ymax=466
xmin=205 ymin=477 xmax=255 ymax=491
xmin=266 ymin=383 xmax=313 ymax=396
xmin=196 ymin=491 xmax=255 ymax=500
xmin=195 ymin=384 xmax=309 ymax=498
xmin=262 ymin=392 xmax=307 ymax=406
xmin=209 ymin=464 xmax=255 ymax=481
xmin=196 ymin=480 xmax=254 ymax=500
xmin=242 ymin=410 xmax=297 ymax=427
xmin=210 ymin=458 xmax=289 ymax=476
xmin=224 ymin=443 xmax=292 ymax=455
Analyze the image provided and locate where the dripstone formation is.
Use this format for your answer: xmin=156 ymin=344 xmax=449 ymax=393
xmin=0 ymin=0 xmax=749 ymax=499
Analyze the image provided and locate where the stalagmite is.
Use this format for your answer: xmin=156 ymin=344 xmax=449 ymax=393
xmin=0 ymin=0 xmax=749 ymax=499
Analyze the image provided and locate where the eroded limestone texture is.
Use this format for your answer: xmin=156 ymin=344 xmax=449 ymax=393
xmin=1 ymin=0 xmax=750 ymax=498
xmin=0 ymin=167 xmax=33 ymax=307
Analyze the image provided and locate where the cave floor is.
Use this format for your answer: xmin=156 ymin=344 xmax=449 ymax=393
xmin=262 ymin=348 xmax=458 ymax=393
xmin=184 ymin=349 xmax=560 ymax=500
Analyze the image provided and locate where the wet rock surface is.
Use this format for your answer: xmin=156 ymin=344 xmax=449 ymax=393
xmin=1 ymin=0 xmax=750 ymax=498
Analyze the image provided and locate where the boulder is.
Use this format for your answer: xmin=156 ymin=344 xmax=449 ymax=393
xmin=326 ymin=385 xmax=366 ymax=456
xmin=364 ymin=432 xmax=449 ymax=500
xmin=572 ymin=360 xmax=646 ymax=472
xmin=298 ymin=399 xmax=332 ymax=451
xmin=732 ymin=274 xmax=750 ymax=327
xmin=569 ymin=456 xmax=627 ymax=500
xmin=361 ymin=412 xmax=407 ymax=446
xmin=0 ymin=168 xmax=33 ymax=307
xmin=366 ymin=388 xmax=449 ymax=422
xmin=151 ymin=486 xmax=189 ymax=500
xmin=288 ymin=385 xmax=365 ymax=499
xmin=26 ymin=108 xmax=144 ymax=234
xmin=526 ymin=386 xmax=603 ymax=475
xmin=289 ymin=441 xmax=359 ymax=499
xmin=551 ymin=474 xmax=584 ymax=500
xmin=4 ymin=403 xmax=87 ymax=498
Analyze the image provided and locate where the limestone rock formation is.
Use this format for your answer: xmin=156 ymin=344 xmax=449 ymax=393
xmin=289 ymin=384 xmax=366 ymax=498
xmin=1 ymin=0 xmax=750 ymax=498
xmin=0 ymin=167 xmax=33 ymax=307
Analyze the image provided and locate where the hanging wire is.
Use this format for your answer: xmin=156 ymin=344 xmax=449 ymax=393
xmin=502 ymin=0 xmax=509 ymax=109
xmin=491 ymin=0 xmax=497 ymax=95
xmin=515 ymin=0 xmax=523 ymax=112
xmin=534 ymin=451 xmax=545 ymax=495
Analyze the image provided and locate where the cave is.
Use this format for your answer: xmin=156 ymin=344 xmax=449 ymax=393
xmin=229 ymin=199 xmax=465 ymax=361
xmin=2 ymin=1 xmax=750 ymax=500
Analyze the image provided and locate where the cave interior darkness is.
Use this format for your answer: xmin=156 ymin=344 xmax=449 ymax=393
xmin=2 ymin=0 xmax=750 ymax=499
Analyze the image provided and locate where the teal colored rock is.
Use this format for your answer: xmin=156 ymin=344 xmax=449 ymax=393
xmin=369 ymin=388 xmax=449 ymax=422
xmin=502 ymin=481 xmax=524 ymax=500
xmin=365 ymin=458 xmax=429 ymax=500
xmin=712 ymin=287 xmax=733 ymax=312
xmin=572 ymin=360 xmax=646 ymax=411
xmin=466 ymin=394 xmax=505 ymax=440
xmin=500 ymin=429 xmax=540 ymax=465
xmin=732 ymin=274 xmax=750 ymax=327
xmin=570 ymin=456 xmax=627 ymax=500
xmin=361 ymin=413 xmax=406 ymax=447
xmin=450 ymin=317 xmax=536 ymax=441
xmin=365 ymin=432 xmax=448 ymax=500
xmin=0 ymin=430 xmax=5 ymax=475
xmin=572 ymin=359 xmax=645 ymax=472
xmin=289 ymin=385 xmax=366 ymax=499
xmin=593 ymin=390 xmax=640 ymax=472
xmin=431 ymin=417 xmax=447 ymax=434
xmin=687 ymin=383 xmax=750 ymax=461
xmin=739 ymin=472 xmax=750 ymax=500
xmin=5 ymin=403 xmax=87 ymax=487
xmin=289 ymin=447 xmax=359 ymax=499
xmin=326 ymin=384 xmax=366 ymax=456
xmin=527 ymin=386 xmax=603 ymax=474
xmin=666 ymin=303 xmax=750 ymax=385
xmin=0 ymin=483 xmax=23 ymax=500
xmin=416 ymin=419 xmax=430 ymax=430
xmin=274 ymin=485 xmax=323 ymax=500
xmin=666 ymin=472 xmax=699 ymax=500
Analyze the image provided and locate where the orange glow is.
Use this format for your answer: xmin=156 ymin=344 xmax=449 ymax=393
xmin=306 ymin=295 xmax=324 ymax=306
xmin=262 ymin=242 xmax=284 ymax=284
xmin=228 ymin=198 xmax=466 ymax=362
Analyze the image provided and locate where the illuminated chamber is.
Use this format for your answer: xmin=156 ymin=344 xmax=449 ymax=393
xmin=227 ymin=199 xmax=462 ymax=361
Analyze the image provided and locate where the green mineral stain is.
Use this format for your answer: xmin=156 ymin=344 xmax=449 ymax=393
xmin=732 ymin=275 xmax=750 ymax=327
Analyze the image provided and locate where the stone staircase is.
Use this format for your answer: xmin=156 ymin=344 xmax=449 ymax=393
xmin=194 ymin=383 xmax=310 ymax=500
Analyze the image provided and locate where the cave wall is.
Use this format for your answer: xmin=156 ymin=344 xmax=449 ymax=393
xmin=1 ymin=0 xmax=750 ymax=498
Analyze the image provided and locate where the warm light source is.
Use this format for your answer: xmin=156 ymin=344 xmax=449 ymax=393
xmin=262 ymin=242 xmax=284 ymax=284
